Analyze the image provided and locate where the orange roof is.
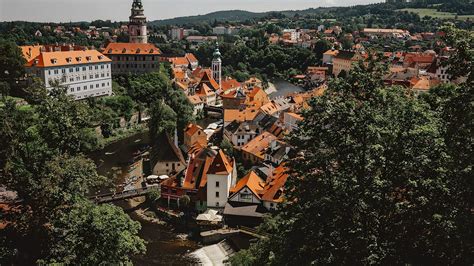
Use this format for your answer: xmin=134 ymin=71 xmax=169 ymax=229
xmin=242 ymin=132 xmax=278 ymax=160
xmin=221 ymin=78 xmax=241 ymax=92
xmin=323 ymin=49 xmax=339 ymax=56
xmin=185 ymin=123 xmax=203 ymax=137
xmin=169 ymin=57 xmax=189 ymax=66
xmin=286 ymin=112 xmax=303 ymax=121
xmin=103 ymin=42 xmax=161 ymax=55
xmin=230 ymin=171 xmax=265 ymax=198
xmin=195 ymin=83 xmax=215 ymax=97
xmin=224 ymin=107 xmax=260 ymax=123
xmin=185 ymin=53 xmax=198 ymax=63
xmin=207 ymin=150 xmax=234 ymax=175
xmin=260 ymin=101 xmax=279 ymax=115
xmin=172 ymin=68 xmax=186 ymax=79
xmin=188 ymin=94 xmax=203 ymax=105
xmin=261 ymin=164 xmax=289 ymax=203
xmin=25 ymin=50 xmax=111 ymax=68
xmin=199 ymin=71 xmax=219 ymax=91
xmin=20 ymin=45 xmax=43 ymax=63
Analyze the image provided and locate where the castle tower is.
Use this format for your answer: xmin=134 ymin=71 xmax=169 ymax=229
xmin=212 ymin=43 xmax=222 ymax=90
xmin=129 ymin=0 xmax=148 ymax=43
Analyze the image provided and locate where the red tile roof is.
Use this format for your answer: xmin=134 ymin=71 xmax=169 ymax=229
xmin=103 ymin=43 xmax=161 ymax=55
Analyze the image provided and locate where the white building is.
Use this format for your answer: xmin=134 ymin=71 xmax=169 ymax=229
xmin=206 ymin=150 xmax=237 ymax=209
xmin=24 ymin=50 xmax=112 ymax=100
xmin=170 ymin=27 xmax=184 ymax=40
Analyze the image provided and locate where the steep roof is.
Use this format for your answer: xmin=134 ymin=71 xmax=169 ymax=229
xmin=185 ymin=53 xmax=198 ymax=63
xmin=207 ymin=150 xmax=234 ymax=175
xmin=241 ymin=132 xmax=278 ymax=160
xmin=261 ymin=164 xmax=289 ymax=203
xmin=25 ymin=50 xmax=111 ymax=68
xmin=103 ymin=42 xmax=161 ymax=55
xmin=151 ymin=132 xmax=185 ymax=164
xmin=184 ymin=123 xmax=204 ymax=137
xmin=230 ymin=171 xmax=265 ymax=198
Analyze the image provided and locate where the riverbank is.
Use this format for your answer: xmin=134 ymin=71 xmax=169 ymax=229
xmin=97 ymin=124 xmax=148 ymax=150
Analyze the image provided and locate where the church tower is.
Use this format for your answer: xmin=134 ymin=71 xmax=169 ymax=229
xmin=129 ymin=0 xmax=148 ymax=43
xmin=212 ymin=43 xmax=222 ymax=89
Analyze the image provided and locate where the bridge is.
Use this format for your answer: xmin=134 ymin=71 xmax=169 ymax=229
xmin=204 ymin=105 xmax=223 ymax=114
xmin=90 ymin=186 xmax=159 ymax=204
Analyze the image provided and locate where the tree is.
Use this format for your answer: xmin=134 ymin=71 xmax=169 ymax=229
xmin=0 ymin=82 xmax=146 ymax=264
xmin=0 ymin=39 xmax=26 ymax=93
xmin=45 ymin=199 xmax=146 ymax=265
xmin=232 ymin=62 xmax=473 ymax=265
xmin=148 ymin=100 xmax=177 ymax=139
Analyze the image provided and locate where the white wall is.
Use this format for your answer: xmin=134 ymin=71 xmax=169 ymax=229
xmin=207 ymin=173 xmax=231 ymax=208
xmin=32 ymin=62 xmax=112 ymax=100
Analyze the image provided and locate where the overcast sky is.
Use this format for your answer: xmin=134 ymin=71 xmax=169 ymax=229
xmin=0 ymin=0 xmax=382 ymax=23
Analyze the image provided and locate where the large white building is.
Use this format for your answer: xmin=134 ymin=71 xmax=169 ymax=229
xmin=23 ymin=49 xmax=112 ymax=100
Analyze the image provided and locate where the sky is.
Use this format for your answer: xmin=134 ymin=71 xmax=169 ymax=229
xmin=0 ymin=0 xmax=383 ymax=23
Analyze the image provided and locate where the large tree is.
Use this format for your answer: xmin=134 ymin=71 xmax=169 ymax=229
xmin=0 ymin=85 xmax=146 ymax=264
xmin=230 ymin=61 xmax=472 ymax=265
xmin=0 ymin=39 xmax=26 ymax=93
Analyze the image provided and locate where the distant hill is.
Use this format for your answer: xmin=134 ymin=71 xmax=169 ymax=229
xmin=149 ymin=7 xmax=341 ymax=26
xmin=150 ymin=10 xmax=267 ymax=26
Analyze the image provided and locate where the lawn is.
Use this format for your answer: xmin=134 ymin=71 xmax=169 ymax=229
xmin=398 ymin=8 xmax=474 ymax=21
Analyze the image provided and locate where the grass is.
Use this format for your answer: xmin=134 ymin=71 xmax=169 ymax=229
xmin=398 ymin=8 xmax=474 ymax=21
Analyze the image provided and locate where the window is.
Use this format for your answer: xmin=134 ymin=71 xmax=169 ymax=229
xmin=84 ymin=86 xmax=87 ymax=90
xmin=48 ymin=70 xmax=51 ymax=75
xmin=69 ymin=68 xmax=74 ymax=73
xmin=62 ymin=69 xmax=66 ymax=74
xmin=70 ymin=87 xmax=75 ymax=92
xmin=215 ymin=191 xmax=220 ymax=198
xmin=83 ymin=75 xmax=87 ymax=80
xmin=82 ymin=67 xmax=86 ymax=71
xmin=54 ymin=69 xmax=59 ymax=74
xmin=76 ymin=67 xmax=80 ymax=72
xmin=95 ymin=66 xmax=98 ymax=70
xmin=101 ymin=65 xmax=104 ymax=69
xmin=89 ymin=66 xmax=92 ymax=70
xmin=77 ymin=87 xmax=81 ymax=92
xmin=96 ymin=84 xmax=99 ymax=88
xmin=90 ymin=85 xmax=93 ymax=89
xmin=241 ymin=193 xmax=252 ymax=200
xmin=216 ymin=202 xmax=220 ymax=207
xmin=215 ymin=181 xmax=220 ymax=188
xmin=90 ymin=75 xmax=93 ymax=79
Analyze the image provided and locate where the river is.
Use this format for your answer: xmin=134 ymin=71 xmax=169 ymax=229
xmin=268 ymin=78 xmax=304 ymax=99
xmin=89 ymin=131 xmax=200 ymax=265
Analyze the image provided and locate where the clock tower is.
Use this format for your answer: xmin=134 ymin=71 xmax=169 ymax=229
xmin=129 ymin=0 xmax=148 ymax=43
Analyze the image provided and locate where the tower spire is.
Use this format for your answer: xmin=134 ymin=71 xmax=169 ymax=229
xmin=212 ymin=42 xmax=222 ymax=90
xmin=129 ymin=0 xmax=147 ymax=43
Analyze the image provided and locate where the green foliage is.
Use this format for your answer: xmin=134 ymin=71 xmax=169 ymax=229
xmin=232 ymin=61 xmax=473 ymax=265
xmin=0 ymin=39 xmax=26 ymax=92
xmin=0 ymin=82 xmax=146 ymax=264
xmin=146 ymin=188 xmax=161 ymax=204
xmin=149 ymin=100 xmax=177 ymax=138
xmin=220 ymin=139 xmax=234 ymax=157
xmin=46 ymin=199 xmax=146 ymax=265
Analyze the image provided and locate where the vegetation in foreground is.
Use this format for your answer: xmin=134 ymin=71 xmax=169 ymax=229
xmin=229 ymin=26 xmax=473 ymax=266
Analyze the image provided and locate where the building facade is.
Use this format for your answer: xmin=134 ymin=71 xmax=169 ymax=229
xmin=103 ymin=43 xmax=161 ymax=74
xmin=24 ymin=49 xmax=112 ymax=100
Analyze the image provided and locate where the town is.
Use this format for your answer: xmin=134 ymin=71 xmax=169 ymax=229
xmin=0 ymin=0 xmax=472 ymax=265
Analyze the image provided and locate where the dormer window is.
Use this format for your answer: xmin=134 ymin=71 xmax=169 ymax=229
xmin=86 ymin=56 xmax=92 ymax=61
xmin=76 ymin=57 xmax=82 ymax=62
xmin=51 ymin=58 xmax=58 ymax=64
xmin=66 ymin=57 xmax=72 ymax=63
xmin=108 ymin=49 xmax=112 ymax=53
xmin=98 ymin=55 xmax=103 ymax=60
xmin=33 ymin=59 xmax=39 ymax=65
xmin=136 ymin=48 xmax=141 ymax=53
xmin=122 ymin=48 xmax=127 ymax=53
xmin=149 ymin=49 xmax=154 ymax=53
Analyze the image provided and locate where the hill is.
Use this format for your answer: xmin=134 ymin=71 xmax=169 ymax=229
xmin=150 ymin=10 xmax=267 ymax=26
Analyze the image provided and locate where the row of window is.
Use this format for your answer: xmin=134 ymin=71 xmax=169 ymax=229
xmin=48 ymin=64 xmax=110 ymax=75
xmin=69 ymin=82 xmax=110 ymax=93
xmin=113 ymin=63 xmax=158 ymax=69
xmin=63 ymin=72 xmax=110 ymax=82
xmin=75 ymin=90 xmax=110 ymax=99
xmin=112 ymin=55 xmax=158 ymax=61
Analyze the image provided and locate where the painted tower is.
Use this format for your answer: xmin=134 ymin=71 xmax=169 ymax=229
xmin=129 ymin=0 xmax=148 ymax=43
xmin=211 ymin=43 xmax=222 ymax=89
